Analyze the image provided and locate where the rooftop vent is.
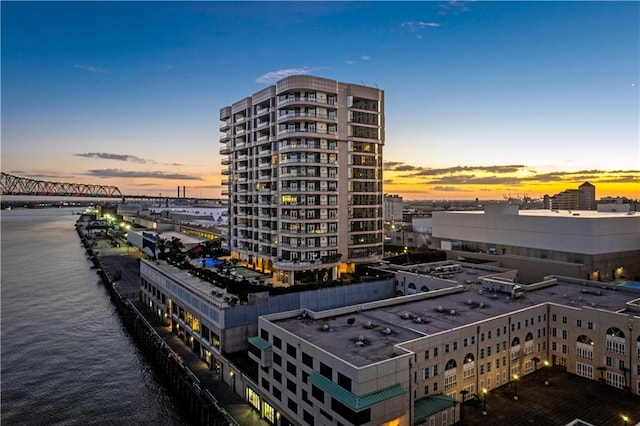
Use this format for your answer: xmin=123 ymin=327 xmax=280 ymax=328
xmin=322 ymin=324 xmax=330 ymax=332
xmin=382 ymin=327 xmax=392 ymax=335
xmin=400 ymin=312 xmax=411 ymax=319
xmin=449 ymin=309 xmax=457 ymax=315
xmin=364 ymin=321 xmax=374 ymax=329
xmin=347 ymin=317 xmax=356 ymax=325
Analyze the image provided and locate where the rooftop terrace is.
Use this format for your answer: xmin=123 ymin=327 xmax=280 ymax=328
xmin=274 ymin=274 xmax=640 ymax=367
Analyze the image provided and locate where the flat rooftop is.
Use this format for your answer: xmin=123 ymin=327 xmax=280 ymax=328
xmin=274 ymin=278 xmax=640 ymax=367
xmin=448 ymin=209 xmax=636 ymax=218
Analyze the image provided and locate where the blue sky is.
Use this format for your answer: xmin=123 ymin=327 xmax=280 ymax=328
xmin=2 ymin=1 xmax=638 ymax=199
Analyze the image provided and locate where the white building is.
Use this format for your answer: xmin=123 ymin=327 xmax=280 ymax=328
xmin=248 ymin=269 xmax=640 ymax=426
xmin=431 ymin=204 xmax=640 ymax=282
xmin=220 ymin=75 xmax=385 ymax=285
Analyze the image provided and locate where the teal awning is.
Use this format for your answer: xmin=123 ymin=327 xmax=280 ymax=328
xmin=309 ymin=372 xmax=405 ymax=411
xmin=248 ymin=336 xmax=271 ymax=350
xmin=414 ymin=394 xmax=457 ymax=425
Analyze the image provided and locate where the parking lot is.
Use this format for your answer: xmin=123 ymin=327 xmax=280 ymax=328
xmin=461 ymin=367 xmax=640 ymax=426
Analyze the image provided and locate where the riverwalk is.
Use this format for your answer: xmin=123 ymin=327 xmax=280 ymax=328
xmin=79 ymin=223 xmax=268 ymax=426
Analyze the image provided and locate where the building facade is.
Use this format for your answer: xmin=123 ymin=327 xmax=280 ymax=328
xmin=220 ymin=75 xmax=385 ymax=285
xmin=430 ymin=204 xmax=640 ymax=282
xmin=248 ymin=275 xmax=640 ymax=426
xmin=384 ymin=194 xmax=404 ymax=223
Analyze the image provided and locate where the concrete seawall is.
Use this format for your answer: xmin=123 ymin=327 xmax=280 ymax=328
xmin=76 ymin=219 xmax=236 ymax=426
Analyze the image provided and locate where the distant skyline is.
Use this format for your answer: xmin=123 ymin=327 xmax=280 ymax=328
xmin=2 ymin=1 xmax=638 ymax=200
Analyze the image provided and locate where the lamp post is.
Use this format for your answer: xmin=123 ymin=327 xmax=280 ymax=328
xmin=544 ymin=360 xmax=550 ymax=385
xmin=513 ymin=374 xmax=519 ymax=400
xmin=481 ymin=388 xmax=488 ymax=415
xmin=460 ymin=389 xmax=469 ymax=424
xmin=621 ymin=414 xmax=629 ymax=426
xmin=532 ymin=356 xmax=540 ymax=378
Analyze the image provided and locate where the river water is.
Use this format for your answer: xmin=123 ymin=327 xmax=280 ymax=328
xmin=1 ymin=208 xmax=187 ymax=425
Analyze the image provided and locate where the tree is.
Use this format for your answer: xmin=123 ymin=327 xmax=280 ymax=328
xmin=156 ymin=237 xmax=168 ymax=260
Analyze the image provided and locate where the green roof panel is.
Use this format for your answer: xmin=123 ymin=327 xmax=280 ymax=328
xmin=248 ymin=336 xmax=271 ymax=350
xmin=309 ymin=372 xmax=405 ymax=411
xmin=414 ymin=394 xmax=457 ymax=424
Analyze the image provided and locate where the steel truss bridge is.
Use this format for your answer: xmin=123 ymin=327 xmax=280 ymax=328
xmin=0 ymin=172 xmax=221 ymax=202
xmin=1 ymin=172 xmax=123 ymax=198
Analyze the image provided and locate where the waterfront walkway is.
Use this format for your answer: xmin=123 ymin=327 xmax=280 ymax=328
xmin=90 ymin=235 xmax=268 ymax=426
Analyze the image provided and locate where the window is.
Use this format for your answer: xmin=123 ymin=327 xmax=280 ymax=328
xmin=562 ymin=316 xmax=567 ymax=324
xmin=320 ymin=363 xmax=332 ymax=380
xmin=423 ymin=367 xmax=430 ymax=379
xmin=588 ymin=322 xmax=594 ymax=330
xmin=434 ymin=347 xmax=438 ymax=357
xmin=577 ymin=320 xmax=582 ymax=327
xmin=562 ymin=330 xmax=568 ymax=340
xmin=273 ymin=353 xmax=282 ymax=366
xmin=338 ymin=373 xmax=352 ymax=392
xmin=312 ymin=385 xmax=325 ymax=403
xmin=445 ymin=344 xmax=450 ymax=353
xmin=261 ymin=329 xmax=269 ymax=341
xmin=288 ymin=398 xmax=298 ymax=414
xmin=287 ymin=379 xmax=297 ymax=393
xmin=303 ymin=410 xmax=314 ymax=426
xmin=262 ymin=378 xmax=270 ymax=391
xmin=273 ymin=336 xmax=282 ymax=349
xmin=302 ymin=352 xmax=313 ymax=368
xmin=287 ymin=361 xmax=297 ymax=376
xmin=287 ymin=343 xmax=297 ymax=358
xmin=433 ymin=365 xmax=438 ymax=376
xmin=273 ymin=370 xmax=282 ymax=383
xmin=425 ymin=349 xmax=430 ymax=360
xmin=552 ymin=314 xmax=557 ymax=321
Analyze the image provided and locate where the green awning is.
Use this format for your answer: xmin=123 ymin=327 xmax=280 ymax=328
xmin=309 ymin=372 xmax=405 ymax=411
xmin=248 ymin=336 xmax=271 ymax=350
xmin=414 ymin=394 xmax=457 ymax=425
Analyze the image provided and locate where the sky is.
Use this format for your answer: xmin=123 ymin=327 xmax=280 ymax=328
xmin=2 ymin=1 xmax=639 ymax=201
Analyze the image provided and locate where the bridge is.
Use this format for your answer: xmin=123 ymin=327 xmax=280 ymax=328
xmin=0 ymin=172 xmax=221 ymax=202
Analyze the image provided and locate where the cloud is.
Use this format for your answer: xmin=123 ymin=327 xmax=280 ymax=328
xmin=401 ymin=21 xmax=441 ymax=33
xmin=75 ymin=152 xmax=153 ymax=164
xmin=360 ymin=55 xmax=371 ymax=61
xmin=439 ymin=1 xmax=472 ymax=15
xmin=255 ymin=67 xmax=327 ymax=84
xmin=85 ymin=169 xmax=203 ymax=180
xmin=73 ymin=64 xmax=106 ymax=73
xmin=345 ymin=59 xmax=355 ymax=65
xmin=433 ymin=186 xmax=468 ymax=192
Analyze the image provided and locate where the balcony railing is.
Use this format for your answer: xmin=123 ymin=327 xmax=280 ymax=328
xmin=277 ymin=128 xmax=337 ymax=136
xmin=277 ymin=96 xmax=336 ymax=107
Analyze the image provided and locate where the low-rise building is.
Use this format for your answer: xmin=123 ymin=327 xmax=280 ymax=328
xmin=249 ymin=270 xmax=640 ymax=426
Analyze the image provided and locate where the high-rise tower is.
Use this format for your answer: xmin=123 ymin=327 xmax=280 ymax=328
xmin=220 ymin=75 xmax=385 ymax=285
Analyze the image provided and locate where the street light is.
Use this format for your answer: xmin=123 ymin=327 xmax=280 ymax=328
xmin=513 ymin=374 xmax=519 ymax=400
xmin=544 ymin=360 xmax=550 ymax=385
xmin=482 ymin=388 xmax=488 ymax=415
xmin=460 ymin=389 xmax=469 ymax=424
xmin=621 ymin=414 xmax=629 ymax=426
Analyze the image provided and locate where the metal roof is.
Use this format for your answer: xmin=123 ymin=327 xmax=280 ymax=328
xmin=414 ymin=394 xmax=456 ymax=424
xmin=309 ymin=373 xmax=405 ymax=411
xmin=248 ymin=336 xmax=271 ymax=350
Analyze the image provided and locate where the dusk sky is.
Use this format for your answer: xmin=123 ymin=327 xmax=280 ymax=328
xmin=2 ymin=1 xmax=638 ymax=200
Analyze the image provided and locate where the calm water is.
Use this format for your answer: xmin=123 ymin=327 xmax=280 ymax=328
xmin=1 ymin=208 xmax=187 ymax=425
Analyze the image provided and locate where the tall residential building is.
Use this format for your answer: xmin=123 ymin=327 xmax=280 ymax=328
xmin=543 ymin=181 xmax=596 ymax=210
xmin=384 ymin=194 xmax=404 ymax=223
xmin=578 ymin=181 xmax=596 ymax=210
xmin=220 ymin=75 xmax=385 ymax=285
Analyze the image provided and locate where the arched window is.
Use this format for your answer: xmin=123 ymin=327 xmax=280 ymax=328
xmin=524 ymin=332 xmax=534 ymax=354
xmin=606 ymin=327 xmax=625 ymax=354
xmin=511 ymin=337 xmax=521 ymax=361
xmin=463 ymin=353 xmax=475 ymax=380
xmin=576 ymin=335 xmax=594 ymax=360
xmin=408 ymin=283 xmax=416 ymax=289
xmin=421 ymin=285 xmax=429 ymax=292
xmin=606 ymin=327 xmax=624 ymax=338
xmin=444 ymin=359 xmax=457 ymax=389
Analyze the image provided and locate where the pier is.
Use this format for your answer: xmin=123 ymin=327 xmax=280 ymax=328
xmin=76 ymin=216 xmax=267 ymax=426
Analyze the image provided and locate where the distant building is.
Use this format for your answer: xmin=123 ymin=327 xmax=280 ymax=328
xmin=384 ymin=194 xmax=404 ymax=222
xmin=219 ymin=75 xmax=385 ymax=285
xmin=578 ymin=181 xmax=596 ymax=210
xmin=431 ymin=204 xmax=640 ymax=282
xmin=544 ymin=182 xmax=596 ymax=210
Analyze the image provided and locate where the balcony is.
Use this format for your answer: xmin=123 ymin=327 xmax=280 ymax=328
xmin=221 ymin=158 xmax=231 ymax=165
xmin=219 ymin=134 xmax=230 ymax=143
xmin=277 ymin=96 xmax=336 ymax=107
xmin=220 ymin=121 xmax=231 ymax=131
xmin=220 ymin=146 xmax=232 ymax=155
